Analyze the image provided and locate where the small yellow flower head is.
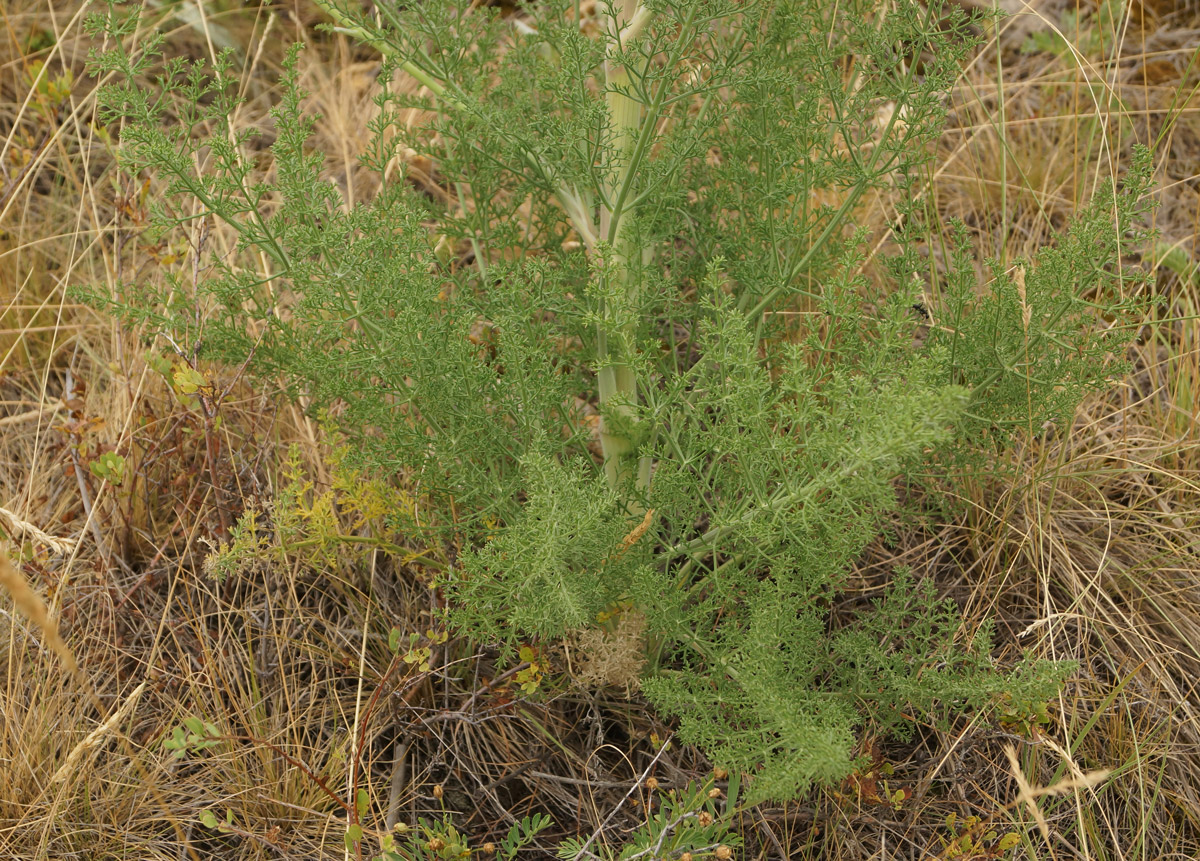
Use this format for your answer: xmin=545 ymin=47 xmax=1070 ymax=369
xmin=712 ymin=767 xmax=728 ymax=780
xmin=433 ymin=784 xmax=444 ymax=800
xmin=697 ymin=812 xmax=713 ymax=827
xmin=427 ymin=837 xmax=446 ymax=852
xmin=482 ymin=843 xmax=497 ymax=855
xmin=715 ymin=845 xmax=733 ymax=860
xmin=708 ymin=788 xmax=722 ymax=799
xmin=645 ymin=777 xmax=659 ymax=791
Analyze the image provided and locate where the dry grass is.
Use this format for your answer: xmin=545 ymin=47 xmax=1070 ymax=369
xmin=1 ymin=0 xmax=1198 ymax=859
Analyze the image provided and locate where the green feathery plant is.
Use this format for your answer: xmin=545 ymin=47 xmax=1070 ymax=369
xmin=83 ymin=0 xmax=1153 ymax=804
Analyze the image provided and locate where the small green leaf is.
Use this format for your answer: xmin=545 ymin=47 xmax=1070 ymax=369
xmin=389 ymin=627 xmax=403 ymax=653
xmin=725 ymin=770 xmax=739 ymax=812
xmin=345 ymin=824 xmax=363 ymax=851
xmin=357 ymin=787 xmax=370 ymax=818
xmin=173 ymin=365 xmax=207 ymax=395
xmin=163 ymin=726 xmax=188 ymax=757
xmin=88 ymin=451 xmax=126 ymax=486
xmin=144 ymin=350 xmax=173 ymax=376
xmin=200 ymin=809 xmax=218 ymax=829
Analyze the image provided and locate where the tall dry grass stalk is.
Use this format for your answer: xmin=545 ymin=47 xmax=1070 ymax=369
xmin=50 ymin=680 xmax=147 ymax=784
xmin=0 ymin=545 xmax=78 ymax=676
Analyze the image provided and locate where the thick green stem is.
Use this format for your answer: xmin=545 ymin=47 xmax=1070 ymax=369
xmin=597 ymin=0 xmax=652 ymax=501
xmin=318 ymin=0 xmax=652 ymax=498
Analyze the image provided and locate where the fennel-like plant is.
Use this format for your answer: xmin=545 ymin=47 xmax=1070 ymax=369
xmin=84 ymin=0 xmax=1152 ymax=802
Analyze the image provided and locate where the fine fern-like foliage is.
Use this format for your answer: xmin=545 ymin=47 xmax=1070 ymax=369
xmin=83 ymin=0 xmax=1153 ymax=803
xmin=890 ymin=154 xmax=1154 ymax=443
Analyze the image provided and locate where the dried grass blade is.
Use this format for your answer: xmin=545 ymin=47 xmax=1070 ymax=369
xmin=0 ymin=544 xmax=78 ymax=675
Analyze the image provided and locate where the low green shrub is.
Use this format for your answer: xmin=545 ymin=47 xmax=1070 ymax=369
xmin=84 ymin=0 xmax=1152 ymax=805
